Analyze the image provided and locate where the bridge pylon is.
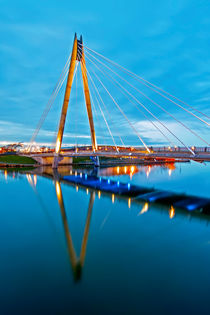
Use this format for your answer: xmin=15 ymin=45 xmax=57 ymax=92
xmin=53 ymin=33 xmax=97 ymax=168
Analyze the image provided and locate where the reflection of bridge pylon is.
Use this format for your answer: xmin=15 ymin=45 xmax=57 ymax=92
xmin=55 ymin=180 xmax=95 ymax=281
xmin=53 ymin=34 xmax=97 ymax=168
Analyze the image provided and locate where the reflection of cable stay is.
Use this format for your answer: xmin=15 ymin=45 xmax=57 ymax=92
xmin=25 ymin=173 xmax=66 ymax=248
xmin=55 ymin=180 xmax=95 ymax=281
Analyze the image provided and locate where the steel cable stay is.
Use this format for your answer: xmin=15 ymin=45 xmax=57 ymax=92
xmin=83 ymin=60 xmax=151 ymax=153
xmin=86 ymin=58 xmax=175 ymax=147
xmin=80 ymin=62 xmax=107 ymax=147
xmin=85 ymin=57 xmax=175 ymax=147
xmin=78 ymin=48 xmax=108 ymax=147
xmin=86 ymin=64 xmax=125 ymax=147
xmin=29 ymin=55 xmax=72 ymax=148
xmin=30 ymin=67 xmax=69 ymax=147
xmin=87 ymin=78 xmax=107 ymax=147
xmin=89 ymin=80 xmax=119 ymax=151
xmin=85 ymin=54 xmax=195 ymax=155
xmin=78 ymin=42 xmax=210 ymax=121
xmin=81 ymin=59 xmax=125 ymax=148
xmin=75 ymin=60 xmax=78 ymax=150
xmin=51 ymin=62 xmax=79 ymax=149
xmin=85 ymin=51 xmax=209 ymax=146
xmin=80 ymin=60 xmax=119 ymax=151
xmin=79 ymin=46 xmax=126 ymax=148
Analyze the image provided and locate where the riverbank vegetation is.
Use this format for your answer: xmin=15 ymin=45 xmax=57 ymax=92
xmin=0 ymin=155 xmax=37 ymax=165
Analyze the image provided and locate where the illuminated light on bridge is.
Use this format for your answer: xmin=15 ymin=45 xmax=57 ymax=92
xmin=27 ymin=34 xmax=209 ymax=167
xmin=55 ymin=140 xmax=61 ymax=154
xmin=98 ymin=190 xmax=101 ymax=199
xmin=86 ymin=188 xmax=89 ymax=195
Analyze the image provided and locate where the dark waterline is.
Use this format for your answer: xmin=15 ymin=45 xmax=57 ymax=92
xmin=0 ymin=162 xmax=210 ymax=314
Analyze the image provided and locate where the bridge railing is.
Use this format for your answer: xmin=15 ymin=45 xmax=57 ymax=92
xmin=135 ymin=146 xmax=210 ymax=153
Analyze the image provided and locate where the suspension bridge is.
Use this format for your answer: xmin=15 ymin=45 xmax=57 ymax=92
xmin=25 ymin=33 xmax=210 ymax=167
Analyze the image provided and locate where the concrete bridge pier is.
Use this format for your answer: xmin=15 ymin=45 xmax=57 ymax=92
xmin=52 ymin=154 xmax=64 ymax=168
xmin=90 ymin=156 xmax=100 ymax=167
xmin=31 ymin=155 xmax=72 ymax=166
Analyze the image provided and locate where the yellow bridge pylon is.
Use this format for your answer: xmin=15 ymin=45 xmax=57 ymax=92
xmin=53 ymin=34 xmax=97 ymax=168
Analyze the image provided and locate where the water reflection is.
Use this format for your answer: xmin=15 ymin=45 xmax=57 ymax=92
xmin=0 ymin=163 xmax=209 ymax=314
xmin=98 ymin=163 xmax=176 ymax=178
xmin=138 ymin=202 xmax=149 ymax=215
xmin=169 ymin=205 xmax=175 ymax=219
xmin=55 ymin=179 xmax=95 ymax=281
xmin=0 ymin=162 xmax=209 ymax=284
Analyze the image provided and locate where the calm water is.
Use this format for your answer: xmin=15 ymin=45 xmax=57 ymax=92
xmin=0 ymin=161 xmax=210 ymax=314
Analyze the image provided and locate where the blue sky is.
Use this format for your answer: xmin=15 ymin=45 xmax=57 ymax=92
xmin=0 ymin=0 xmax=209 ymax=147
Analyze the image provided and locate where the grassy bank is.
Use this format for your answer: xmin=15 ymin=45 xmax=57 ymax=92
xmin=0 ymin=155 xmax=37 ymax=165
xmin=72 ymin=156 xmax=118 ymax=164
xmin=73 ymin=157 xmax=92 ymax=164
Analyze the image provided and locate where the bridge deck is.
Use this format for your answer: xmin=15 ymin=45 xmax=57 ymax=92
xmin=28 ymin=148 xmax=210 ymax=163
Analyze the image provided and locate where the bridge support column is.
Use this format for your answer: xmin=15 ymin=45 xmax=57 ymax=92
xmin=79 ymin=36 xmax=97 ymax=151
xmin=53 ymin=34 xmax=78 ymax=168
xmin=52 ymin=34 xmax=97 ymax=168
xmin=95 ymin=156 xmax=100 ymax=167
xmin=90 ymin=156 xmax=100 ymax=167
xmin=52 ymin=154 xmax=64 ymax=168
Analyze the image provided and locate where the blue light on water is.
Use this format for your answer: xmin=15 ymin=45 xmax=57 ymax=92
xmin=187 ymin=204 xmax=197 ymax=211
